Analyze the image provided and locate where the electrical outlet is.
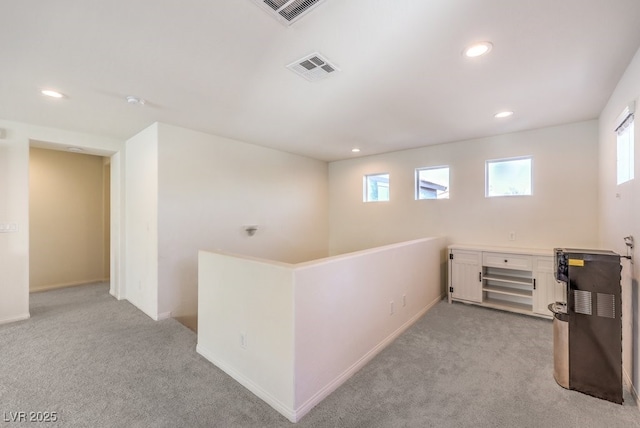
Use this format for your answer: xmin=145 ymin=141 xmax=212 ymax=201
xmin=509 ymin=231 xmax=516 ymax=241
xmin=390 ymin=301 xmax=394 ymax=315
xmin=240 ymin=332 xmax=247 ymax=349
xmin=402 ymin=294 xmax=406 ymax=307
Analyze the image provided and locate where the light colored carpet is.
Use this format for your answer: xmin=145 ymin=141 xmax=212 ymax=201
xmin=0 ymin=282 xmax=638 ymax=427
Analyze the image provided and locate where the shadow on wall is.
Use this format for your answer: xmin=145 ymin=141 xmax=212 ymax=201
xmin=633 ymin=278 xmax=638 ymax=387
xmin=175 ymin=315 xmax=198 ymax=332
xmin=440 ymin=247 xmax=448 ymax=296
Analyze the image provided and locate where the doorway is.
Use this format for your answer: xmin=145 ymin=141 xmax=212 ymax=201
xmin=28 ymin=147 xmax=111 ymax=292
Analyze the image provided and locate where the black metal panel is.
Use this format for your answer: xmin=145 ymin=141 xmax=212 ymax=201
xmin=564 ymin=250 xmax=622 ymax=404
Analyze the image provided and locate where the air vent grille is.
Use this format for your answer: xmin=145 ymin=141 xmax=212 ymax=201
xmin=264 ymin=0 xmax=289 ymax=11
xmin=300 ymin=60 xmax=317 ymax=70
xmin=279 ymin=0 xmax=323 ymax=21
xmin=574 ymin=290 xmax=592 ymax=315
xmin=253 ymin=0 xmax=328 ymax=25
xmin=596 ymin=293 xmax=616 ymax=319
xmin=287 ymin=52 xmax=339 ymax=81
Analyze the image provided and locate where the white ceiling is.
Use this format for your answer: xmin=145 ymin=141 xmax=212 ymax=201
xmin=2 ymin=0 xmax=640 ymax=161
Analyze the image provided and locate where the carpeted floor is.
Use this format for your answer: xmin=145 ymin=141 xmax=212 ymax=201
xmin=0 ymin=282 xmax=638 ymax=427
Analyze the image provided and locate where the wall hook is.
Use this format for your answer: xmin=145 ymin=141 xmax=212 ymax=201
xmin=244 ymin=225 xmax=258 ymax=236
xmin=623 ymin=236 xmax=634 ymax=263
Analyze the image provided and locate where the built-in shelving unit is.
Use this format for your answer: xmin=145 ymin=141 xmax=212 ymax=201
xmin=482 ymin=264 xmax=533 ymax=313
xmin=447 ymin=244 xmax=564 ymax=319
xmin=482 ymin=273 xmax=531 ymax=286
xmin=483 ymin=283 xmax=531 ymax=298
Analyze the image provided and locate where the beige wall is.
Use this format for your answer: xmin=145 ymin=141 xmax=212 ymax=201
xmin=328 ymin=120 xmax=600 ymax=255
xmin=29 ymin=147 xmax=109 ymax=291
xmin=103 ymin=160 xmax=111 ymax=280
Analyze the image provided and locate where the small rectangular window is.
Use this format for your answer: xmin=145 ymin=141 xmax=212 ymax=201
xmin=616 ymin=114 xmax=634 ymax=185
xmin=363 ymin=173 xmax=389 ymax=202
xmin=485 ymin=156 xmax=532 ymax=197
xmin=416 ymin=166 xmax=449 ymax=199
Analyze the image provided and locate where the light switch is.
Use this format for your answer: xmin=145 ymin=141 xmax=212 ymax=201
xmin=0 ymin=223 xmax=18 ymax=233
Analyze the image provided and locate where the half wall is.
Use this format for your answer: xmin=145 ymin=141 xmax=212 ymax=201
xmin=197 ymin=236 xmax=446 ymax=422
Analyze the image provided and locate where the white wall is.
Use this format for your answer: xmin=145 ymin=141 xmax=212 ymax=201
xmin=156 ymin=123 xmax=329 ymax=322
xmin=124 ymin=124 xmax=159 ymax=319
xmin=598 ymin=46 xmax=640 ymax=403
xmin=197 ymin=251 xmax=295 ymax=418
xmin=328 ymin=121 xmax=600 ymax=255
xmin=110 ymin=151 xmax=125 ymax=299
xmin=0 ymin=121 xmax=30 ymax=324
xmin=196 ymin=237 xmax=445 ymax=422
xmin=293 ymin=237 xmax=446 ymax=416
xmin=0 ymin=119 xmax=121 ymax=325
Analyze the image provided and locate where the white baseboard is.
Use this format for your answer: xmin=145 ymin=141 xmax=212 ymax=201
xmin=125 ymin=300 xmax=165 ymax=322
xmin=623 ymin=367 xmax=640 ymax=409
xmin=292 ymin=294 xmax=443 ymax=422
xmin=196 ymin=344 xmax=296 ymax=423
xmin=109 ymin=289 xmax=123 ymax=300
xmin=196 ymin=295 xmax=443 ymax=423
xmin=155 ymin=311 xmax=172 ymax=321
xmin=30 ymin=278 xmax=109 ymax=293
xmin=0 ymin=313 xmax=30 ymax=325
xmin=123 ymin=297 xmax=172 ymax=322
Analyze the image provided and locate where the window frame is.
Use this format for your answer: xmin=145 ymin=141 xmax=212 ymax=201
xmin=363 ymin=173 xmax=390 ymax=202
xmin=616 ymin=116 xmax=634 ymax=185
xmin=485 ymin=155 xmax=533 ymax=198
xmin=415 ymin=165 xmax=450 ymax=200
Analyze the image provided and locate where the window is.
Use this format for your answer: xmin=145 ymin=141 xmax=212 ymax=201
xmin=616 ymin=107 xmax=634 ymax=185
xmin=485 ymin=156 xmax=532 ymax=197
xmin=416 ymin=166 xmax=449 ymax=199
xmin=364 ymin=173 xmax=389 ymax=202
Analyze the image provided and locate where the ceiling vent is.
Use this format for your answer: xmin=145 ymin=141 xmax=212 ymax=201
xmin=286 ymin=52 xmax=339 ymax=81
xmin=251 ymin=0 xmax=329 ymax=26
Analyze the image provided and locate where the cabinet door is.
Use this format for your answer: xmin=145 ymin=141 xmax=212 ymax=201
xmin=533 ymin=256 xmax=564 ymax=316
xmin=449 ymin=250 xmax=482 ymax=303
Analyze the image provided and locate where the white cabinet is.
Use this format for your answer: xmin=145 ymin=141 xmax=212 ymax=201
xmin=482 ymin=253 xmax=533 ymax=315
xmin=448 ymin=245 xmax=562 ymax=319
xmin=448 ymin=250 xmax=482 ymax=303
xmin=483 ymin=252 xmax=532 ymax=270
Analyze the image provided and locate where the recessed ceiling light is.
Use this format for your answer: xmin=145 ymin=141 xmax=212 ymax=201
xmin=67 ymin=147 xmax=84 ymax=153
xmin=126 ymin=95 xmax=145 ymax=105
xmin=494 ymin=111 xmax=514 ymax=118
xmin=351 ymin=148 xmax=361 ymax=153
xmin=464 ymin=42 xmax=493 ymax=58
xmin=41 ymin=89 xmax=65 ymax=98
